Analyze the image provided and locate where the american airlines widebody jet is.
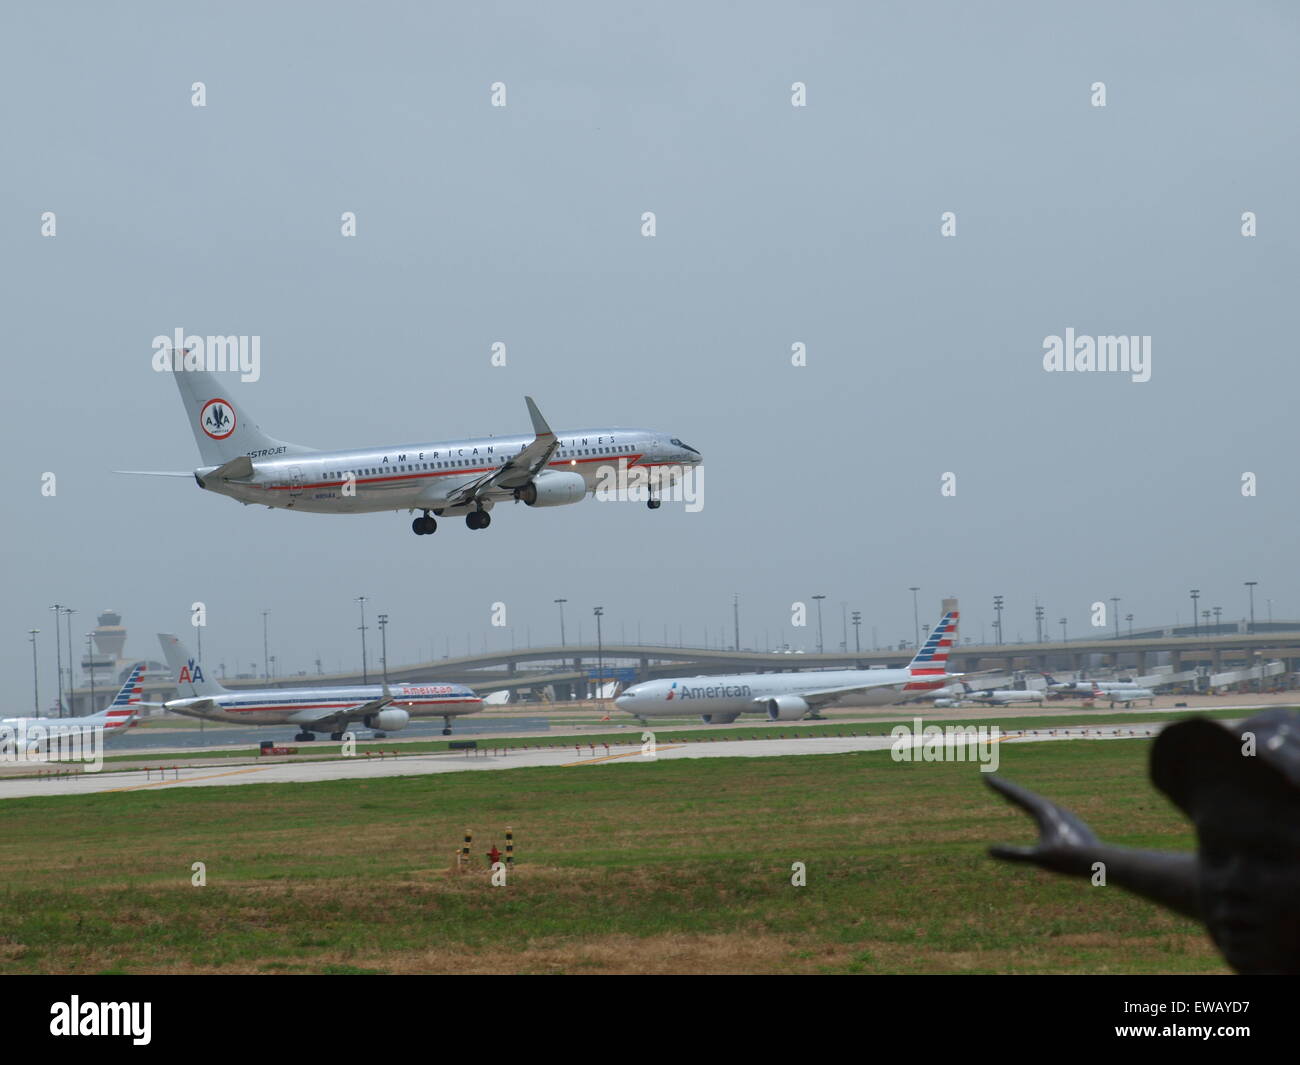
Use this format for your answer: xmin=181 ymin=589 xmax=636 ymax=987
xmin=1 ymin=663 xmax=147 ymax=742
xmin=615 ymin=602 xmax=964 ymax=724
xmin=159 ymin=635 xmax=482 ymax=739
xmin=125 ymin=360 xmax=702 ymax=536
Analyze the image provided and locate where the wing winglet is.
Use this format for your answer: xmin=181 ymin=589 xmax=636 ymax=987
xmin=525 ymin=396 xmax=554 ymax=439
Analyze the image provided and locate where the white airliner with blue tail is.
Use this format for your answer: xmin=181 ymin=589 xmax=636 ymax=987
xmin=2 ymin=663 xmax=147 ymax=740
xmin=615 ymin=602 xmax=964 ymax=724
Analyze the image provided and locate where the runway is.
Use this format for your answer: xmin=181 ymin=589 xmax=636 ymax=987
xmin=0 ymin=721 xmax=1165 ymax=800
xmin=103 ymin=716 xmax=553 ymax=752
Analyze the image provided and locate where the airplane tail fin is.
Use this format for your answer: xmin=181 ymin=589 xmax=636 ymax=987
xmin=1042 ymin=672 xmax=1058 ymax=686
xmin=83 ymin=662 xmax=146 ymax=731
xmin=908 ymin=599 xmax=959 ymax=677
xmin=157 ymin=633 xmax=229 ymax=697
xmin=166 ymin=353 xmax=313 ymax=465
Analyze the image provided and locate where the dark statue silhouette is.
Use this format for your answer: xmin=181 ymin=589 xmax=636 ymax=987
xmin=987 ymin=707 xmax=1300 ymax=974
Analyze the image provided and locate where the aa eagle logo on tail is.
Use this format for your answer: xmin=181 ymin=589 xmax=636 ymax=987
xmin=200 ymin=399 xmax=236 ymax=440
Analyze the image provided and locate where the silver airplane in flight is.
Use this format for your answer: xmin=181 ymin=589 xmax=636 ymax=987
xmin=159 ymin=634 xmax=482 ymax=739
xmin=124 ymin=359 xmax=702 ymax=536
xmin=615 ymin=602 xmax=964 ymax=724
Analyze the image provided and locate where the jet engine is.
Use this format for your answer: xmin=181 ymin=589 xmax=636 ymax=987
xmin=515 ymin=471 xmax=587 ymax=507
xmin=765 ymin=696 xmax=811 ymax=721
xmin=700 ymin=712 xmax=740 ymax=724
xmin=364 ymin=708 xmax=411 ymax=732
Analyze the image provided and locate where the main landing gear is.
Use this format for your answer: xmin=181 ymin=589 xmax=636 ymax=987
xmin=465 ymin=508 xmax=491 ymax=530
xmin=412 ymin=511 xmax=438 ymax=535
xmin=647 ymin=498 xmax=661 ymax=509
xmin=294 ymin=731 xmax=316 ymax=742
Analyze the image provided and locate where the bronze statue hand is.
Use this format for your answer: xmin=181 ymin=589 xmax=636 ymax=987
xmin=985 ymin=774 xmax=1100 ymax=874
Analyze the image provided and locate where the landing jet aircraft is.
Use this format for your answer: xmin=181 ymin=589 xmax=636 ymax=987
xmin=121 ymin=359 xmax=702 ymax=536
xmin=615 ymin=602 xmax=965 ymax=723
xmin=158 ymin=635 xmax=481 ymax=739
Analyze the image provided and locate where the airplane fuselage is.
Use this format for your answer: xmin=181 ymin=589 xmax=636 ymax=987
xmin=616 ymin=668 xmax=943 ymax=719
xmin=196 ymin=427 xmax=699 ymax=515
xmin=167 ymin=683 xmax=481 ymax=726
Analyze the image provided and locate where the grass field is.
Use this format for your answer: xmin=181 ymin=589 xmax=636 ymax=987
xmin=0 ymin=737 xmax=1224 ymax=974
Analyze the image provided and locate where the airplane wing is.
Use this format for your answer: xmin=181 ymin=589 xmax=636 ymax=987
xmin=287 ymin=694 xmax=394 ymax=729
xmin=443 ymin=396 xmax=558 ymax=507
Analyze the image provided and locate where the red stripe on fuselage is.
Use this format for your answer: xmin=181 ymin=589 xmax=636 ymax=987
xmin=261 ymin=452 xmax=679 ymax=491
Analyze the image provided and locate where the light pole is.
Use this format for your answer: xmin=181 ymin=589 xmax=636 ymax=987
xmin=64 ymin=607 xmax=75 ymax=712
xmin=734 ymin=593 xmax=741 ymax=652
xmin=378 ymin=614 xmax=389 ymax=686
xmin=909 ymin=586 xmax=920 ymax=649
xmin=851 ymin=611 xmax=862 ymax=653
xmin=993 ymin=595 xmax=1004 ymax=646
xmin=1190 ymin=589 xmax=1200 ymax=637
xmin=50 ymin=604 xmax=64 ymax=716
xmin=593 ymin=607 xmax=604 ymax=705
xmin=356 ymin=596 xmax=369 ymax=684
xmin=1111 ymin=597 xmax=1120 ymax=640
xmin=1059 ymin=618 xmax=1067 ymax=645
xmin=554 ymin=598 xmax=567 ymax=648
xmin=1213 ymin=606 xmax=1221 ymax=635
xmin=262 ymin=609 xmax=270 ymax=681
xmin=1034 ymin=602 xmax=1044 ymax=644
xmin=1202 ymin=609 xmax=1211 ymax=635
xmin=1126 ymin=613 xmax=1134 ymax=638
xmin=28 ymin=629 xmax=40 ymax=713
xmin=812 ymin=595 xmax=826 ymax=654
xmin=85 ymin=633 xmax=95 ymax=709
xmin=1245 ymin=581 xmax=1257 ymax=635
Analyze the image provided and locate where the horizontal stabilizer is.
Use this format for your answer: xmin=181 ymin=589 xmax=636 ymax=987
xmin=113 ymin=470 xmax=193 ymax=477
xmin=210 ymin=455 xmax=254 ymax=480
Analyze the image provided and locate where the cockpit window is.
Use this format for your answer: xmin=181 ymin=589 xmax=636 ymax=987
xmin=670 ymin=438 xmax=700 ymax=454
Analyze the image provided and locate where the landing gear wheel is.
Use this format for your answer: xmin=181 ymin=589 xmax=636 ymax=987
xmin=442 ymin=727 xmax=452 ymax=736
xmin=372 ymin=732 xmax=386 ymax=739
xmin=466 ymin=509 xmax=491 ymax=530
xmin=294 ymin=731 xmax=315 ymax=742
xmin=442 ymin=716 xmax=453 ymax=737
xmin=647 ymin=498 xmax=661 ymax=509
xmin=412 ymin=513 xmax=437 ymax=535
xmin=330 ymin=731 xmax=343 ymax=741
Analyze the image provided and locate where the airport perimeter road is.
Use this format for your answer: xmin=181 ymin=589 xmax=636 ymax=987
xmin=0 ymin=722 xmax=1167 ymax=800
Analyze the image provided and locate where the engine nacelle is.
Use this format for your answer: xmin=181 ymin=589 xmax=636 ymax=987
xmin=516 ymin=471 xmax=587 ymax=507
xmin=363 ymin=708 xmax=410 ymax=732
xmin=766 ymin=696 xmax=811 ymax=721
xmin=700 ymin=712 xmax=740 ymax=725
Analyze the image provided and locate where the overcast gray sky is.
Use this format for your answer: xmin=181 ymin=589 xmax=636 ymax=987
xmin=3 ymin=2 xmax=1297 ymax=690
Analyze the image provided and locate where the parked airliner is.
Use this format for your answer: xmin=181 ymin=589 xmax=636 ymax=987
xmin=158 ymin=635 xmax=482 ymax=739
xmin=615 ymin=602 xmax=964 ymax=723
xmin=122 ymin=359 xmax=702 ymax=536
xmin=1 ymin=663 xmax=147 ymax=740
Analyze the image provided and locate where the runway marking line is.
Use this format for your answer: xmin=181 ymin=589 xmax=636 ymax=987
xmin=562 ymin=744 xmax=685 ymax=767
xmin=104 ymin=767 xmax=269 ymax=792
